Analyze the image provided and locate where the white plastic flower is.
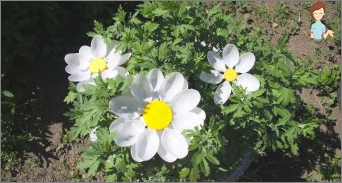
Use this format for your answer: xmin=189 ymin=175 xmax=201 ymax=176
xmin=89 ymin=126 xmax=99 ymax=142
xmin=65 ymin=35 xmax=131 ymax=92
xmin=109 ymin=69 xmax=206 ymax=162
xmin=200 ymin=44 xmax=260 ymax=104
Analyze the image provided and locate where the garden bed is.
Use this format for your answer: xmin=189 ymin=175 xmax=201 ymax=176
xmin=1 ymin=1 xmax=340 ymax=182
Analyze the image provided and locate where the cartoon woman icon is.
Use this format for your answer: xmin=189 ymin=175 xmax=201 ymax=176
xmin=310 ymin=0 xmax=334 ymax=40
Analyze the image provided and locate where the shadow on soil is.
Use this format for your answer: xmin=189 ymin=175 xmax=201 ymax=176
xmin=1 ymin=1 xmax=141 ymax=173
xmin=239 ymin=107 xmax=341 ymax=182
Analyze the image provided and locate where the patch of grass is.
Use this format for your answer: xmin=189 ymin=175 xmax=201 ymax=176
xmin=56 ymin=130 xmax=70 ymax=151
xmin=250 ymin=2 xmax=272 ymax=24
xmin=66 ymin=171 xmax=81 ymax=182
xmin=25 ymin=158 xmax=39 ymax=168
xmin=317 ymin=65 xmax=341 ymax=94
xmin=51 ymin=160 xmax=64 ymax=169
xmin=317 ymin=153 xmax=341 ymax=182
xmin=1 ymin=151 xmax=18 ymax=171
xmin=274 ymin=1 xmax=290 ymax=27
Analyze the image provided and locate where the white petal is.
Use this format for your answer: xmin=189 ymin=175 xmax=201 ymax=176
xmin=172 ymin=112 xmax=203 ymax=132
xmin=68 ymin=71 xmax=91 ymax=82
xmin=76 ymin=81 xmax=87 ymax=92
xmin=131 ymin=145 xmax=144 ymax=162
xmin=136 ymin=118 xmax=147 ymax=129
xmin=235 ymin=52 xmax=255 ymax=73
xmin=135 ymin=129 xmax=159 ymax=161
xmin=199 ymin=70 xmax=223 ymax=84
xmin=213 ymin=46 xmax=220 ymax=52
xmin=159 ymin=72 xmax=185 ymax=102
xmin=214 ymin=81 xmax=232 ymax=104
xmin=190 ymin=107 xmax=206 ymax=121
xmin=157 ymin=141 xmax=177 ymax=163
xmin=236 ymin=73 xmax=260 ymax=92
xmin=222 ymin=44 xmax=239 ymax=68
xmin=118 ymin=53 xmax=131 ymax=65
xmin=200 ymin=41 xmax=206 ymax=47
xmin=121 ymin=88 xmax=134 ymax=97
xmin=115 ymin=66 xmax=128 ymax=77
xmin=207 ymin=51 xmax=226 ymax=72
xmin=161 ymin=128 xmax=188 ymax=159
xmin=171 ymin=89 xmax=200 ymax=113
xmin=109 ymin=96 xmax=143 ymax=118
xmin=65 ymin=65 xmax=79 ymax=74
xmin=147 ymin=68 xmax=164 ymax=92
xmin=106 ymin=52 xmax=121 ymax=69
xmin=106 ymin=40 xmax=118 ymax=56
xmin=65 ymin=54 xmax=79 ymax=67
xmin=131 ymin=74 xmax=153 ymax=103
xmin=91 ymin=35 xmax=107 ymax=58
xmin=65 ymin=54 xmax=89 ymax=70
xmin=114 ymin=120 xmax=144 ymax=147
xmin=109 ymin=118 xmax=126 ymax=133
xmin=101 ymin=69 xmax=118 ymax=80
xmin=79 ymin=46 xmax=93 ymax=59
xmin=182 ymin=78 xmax=188 ymax=90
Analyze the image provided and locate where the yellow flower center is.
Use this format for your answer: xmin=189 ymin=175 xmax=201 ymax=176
xmin=143 ymin=100 xmax=173 ymax=130
xmin=224 ymin=68 xmax=237 ymax=82
xmin=89 ymin=58 xmax=107 ymax=74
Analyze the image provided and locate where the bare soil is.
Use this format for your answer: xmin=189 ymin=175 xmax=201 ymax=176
xmin=1 ymin=1 xmax=341 ymax=182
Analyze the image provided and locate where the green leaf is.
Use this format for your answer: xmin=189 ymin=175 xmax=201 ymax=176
xmin=178 ymin=2 xmax=187 ymax=17
xmin=208 ymin=2 xmax=222 ymax=17
xmin=181 ymin=24 xmax=196 ymax=31
xmin=68 ymin=126 xmax=82 ymax=142
xmin=280 ymin=87 xmax=295 ymax=106
xmin=217 ymin=28 xmax=229 ymax=37
xmin=159 ymin=42 xmax=169 ymax=58
xmin=191 ymin=152 xmax=202 ymax=166
xmin=76 ymin=158 xmax=97 ymax=170
xmin=290 ymin=143 xmax=299 ymax=155
xmin=221 ymin=104 xmax=240 ymax=115
xmin=81 ymin=150 xmax=99 ymax=160
xmin=96 ymin=127 xmax=108 ymax=143
xmin=218 ymin=167 xmax=228 ymax=172
xmin=206 ymin=152 xmax=220 ymax=165
xmin=105 ymin=155 xmax=115 ymax=172
xmin=173 ymin=38 xmax=182 ymax=45
xmin=2 ymin=90 xmax=14 ymax=98
xmin=189 ymin=166 xmax=200 ymax=181
xmin=273 ymin=107 xmax=291 ymax=118
xmin=251 ymin=88 xmax=266 ymax=98
xmin=201 ymin=158 xmax=210 ymax=176
xmin=179 ymin=167 xmax=190 ymax=178
xmin=129 ymin=12 xmax=142 ymax=25
xmin=143 ymin=21 xmax=159 ymax=33
xmin=276 ymin=140 xmax=283 ymax=148
xmin=152 ymin=8 xmax=170 ymax=17
xmin=173 ymin=25 xmax=181 ymax=38
xmin=106 ymin=173 xmax=117 ymax=182
xmin=64 ymin=90 xmax=78 ymax=104
xmin=87 ymin=160 xmax=100 ymax=177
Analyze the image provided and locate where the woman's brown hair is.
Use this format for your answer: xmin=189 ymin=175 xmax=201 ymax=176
xmin=310 ymin=0 xmax=326 ymax=19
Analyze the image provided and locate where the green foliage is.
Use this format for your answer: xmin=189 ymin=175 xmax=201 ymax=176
xmin=64 ymin=75 xmax=132 ymax=141
xmin=317 ymin=154 xmax=341 ymax=182
xmin=63 ymin=1 xmax=332 ymax=182
xmin=274 ymin=1 xmax=290 ymax=27
xmin=184 ymin=118 xmax=226 ymax=181
xmin=317 ymin=65 xmax=341 ymax=93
